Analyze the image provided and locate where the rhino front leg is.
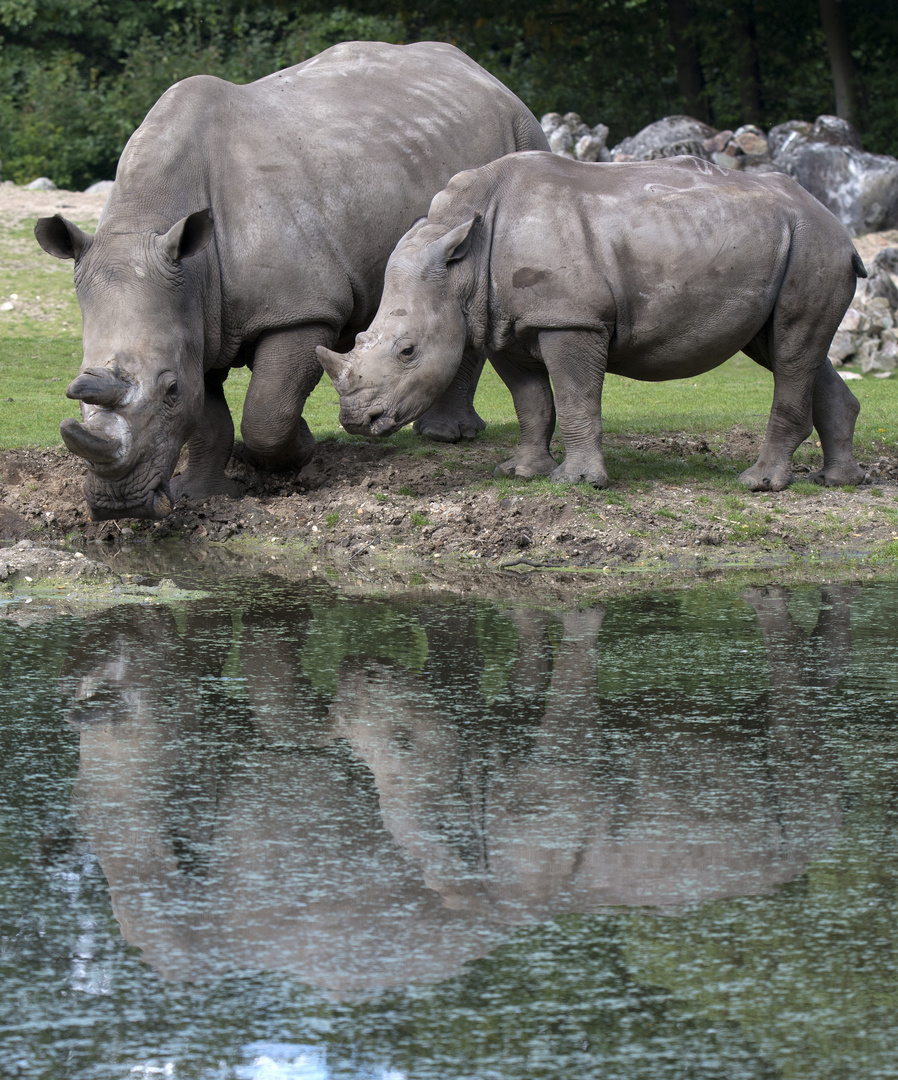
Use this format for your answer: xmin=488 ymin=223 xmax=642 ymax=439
xmin=808 ymin=360 xmax=866 ymax=487
xmin=171 ymin=367 xmax=244 ymax=503
xmin=539 ymin=328 xmax=611 ymax=487
xmin=413 ymin=348 xmax=486 ymax=442
xmin=241 ymin=324 xmax=330 ymax=470
xmin=490 ymin=349 xmax=559 ymax=479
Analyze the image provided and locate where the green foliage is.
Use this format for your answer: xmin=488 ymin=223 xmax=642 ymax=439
xmin=0 ymin=4 xmax=404 ymax=187
xmin=2 ymin=0 xmax=897 ymax=186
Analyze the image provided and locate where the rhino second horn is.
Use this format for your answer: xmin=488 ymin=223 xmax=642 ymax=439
xmin=66 ymin=369 xmax=131 ymax=408
xmin=60 ymin=417 xmax=123 ymax=465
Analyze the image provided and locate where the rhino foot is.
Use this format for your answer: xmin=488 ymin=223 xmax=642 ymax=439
xmin=808 ymin=462 xmax=867 ymax=487
xmin=414 ymin=406 xmax=485 ymax=443
xmin=738 ymin=462 xmax=794 ymax=491
xmin=494 ymin=452 xmax=557 ymax=479
xmin=550 ymin=462 xmax=609 ymax=488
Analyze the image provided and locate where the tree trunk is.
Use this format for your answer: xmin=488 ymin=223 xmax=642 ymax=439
xmin=818 ymin=0 xmax=858 ymax=123
xmin=667 ymin=0 xmax=710 ymax=124
xmin=735 ymin=0 xmax=763 ymax=126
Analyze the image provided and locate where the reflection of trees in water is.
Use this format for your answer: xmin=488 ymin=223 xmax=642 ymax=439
xmin=60 ymin=583 xmax=855 ymax=991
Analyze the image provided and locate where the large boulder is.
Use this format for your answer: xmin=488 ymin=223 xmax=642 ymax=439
xmin=828 ymin=238 xmax=898 ymax=373
xmin=611 ymin=115 xmax=716 ymax=160
xmin=772 ymin=115 xmax=898 ymax=235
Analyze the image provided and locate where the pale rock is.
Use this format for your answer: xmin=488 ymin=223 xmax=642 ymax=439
xmin=828 ymin=328 xmax=858 ymax=363
xmin=574 ymin=133 xmax=611 ymax=162
xmin=839 ymin=306 xmax=865 ymax=333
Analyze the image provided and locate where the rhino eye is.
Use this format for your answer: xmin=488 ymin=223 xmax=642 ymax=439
xmin=164 ymin=381 xmax=179 ymax=404
xmin=399 ymin=344 xmax=415 ymax=359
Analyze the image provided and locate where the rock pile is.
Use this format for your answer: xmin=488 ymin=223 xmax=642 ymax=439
xmin=829 ymin=246 xmax=898 ymax=373
xmin=540 ymin=112 xmax=612 ymax=162
xmin=542 ymin=111 xmax=898 ymax=237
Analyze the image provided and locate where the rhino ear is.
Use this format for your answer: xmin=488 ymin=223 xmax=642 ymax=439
xmin=35 ymin=215 xmax=93 ymax=261
xmin=159 ymin=209 xmax=214 ymax=263
xmin=428 ymin=215 xmax=481 ymax=268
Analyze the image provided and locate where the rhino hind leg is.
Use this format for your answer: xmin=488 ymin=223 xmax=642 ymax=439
xmin=171 ymin=368 xmax=244 ymax=504
xmin=739 ymin=275 xmax=858 ymax=491
xmin=806 ymin=360 xmax=866 ymax=487
xmin=489 ymin=348 xmax=559 ymax=479
xmin=241 ymin=325 xmax=328 ymax=471
xmin=413 ymin=348 xmax=487 ymax=442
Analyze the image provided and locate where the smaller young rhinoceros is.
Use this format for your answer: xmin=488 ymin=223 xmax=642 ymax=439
xmin=318 ymin=152 xmax=868 ymax=491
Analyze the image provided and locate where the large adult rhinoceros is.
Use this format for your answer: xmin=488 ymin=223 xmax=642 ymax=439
xmin=320 ymin=151 xmax=868 ymax=491
xmin=34 ymin=42 xmax=548 ymax=520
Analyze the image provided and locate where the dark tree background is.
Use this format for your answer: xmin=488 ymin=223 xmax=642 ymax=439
xmin=0 ymin=0 xmax=895 ymax=189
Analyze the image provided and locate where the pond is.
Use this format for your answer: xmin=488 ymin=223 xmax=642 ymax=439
xmin=1 ymin=574 xmax=897 ymax=1078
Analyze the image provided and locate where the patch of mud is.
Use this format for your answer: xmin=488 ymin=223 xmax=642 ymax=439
xmin=2 ymin=431 xmax=898 ymax=603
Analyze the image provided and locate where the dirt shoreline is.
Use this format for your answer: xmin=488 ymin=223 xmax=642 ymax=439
xmin=2 ymin=431 xmax=898 ymax=604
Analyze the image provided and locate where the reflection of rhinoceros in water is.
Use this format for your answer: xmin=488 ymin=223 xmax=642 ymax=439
xmin=63 ymin=586 xmax=852 ymax=992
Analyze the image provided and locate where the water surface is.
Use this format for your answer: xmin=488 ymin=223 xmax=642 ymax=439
xmin=1 ymin=577 xmax=897 ymax=1078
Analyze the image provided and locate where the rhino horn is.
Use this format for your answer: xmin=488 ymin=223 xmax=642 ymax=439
xmin=60 ymin=417 xmax=124 ymax=465
xmin=317 ymin=345 xmax=353 ymax=390
xmin=66 ymin=368 xmax=131 ymax=408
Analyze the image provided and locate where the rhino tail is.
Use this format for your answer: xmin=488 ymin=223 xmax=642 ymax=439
xmin=852 ymin=250 xmax=868 ymax=279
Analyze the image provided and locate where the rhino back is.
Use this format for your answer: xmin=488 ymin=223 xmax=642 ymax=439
xmin=463 ymin=153 xmax=857 ymax=369
xmin=103 ymin=42 xmax=546 ymax=356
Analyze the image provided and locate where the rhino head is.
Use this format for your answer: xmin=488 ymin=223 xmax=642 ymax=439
xmin=317 ymin=217 xmax=479 ymax=437
xmin=35 ymin=209 xmax=214 ymax=520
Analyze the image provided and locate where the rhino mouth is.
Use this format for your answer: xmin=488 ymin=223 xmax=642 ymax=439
xmin=339 ymin=403 xmax=401 ymax=438
xmin=85 ymin=477 xmax=174 ymax=521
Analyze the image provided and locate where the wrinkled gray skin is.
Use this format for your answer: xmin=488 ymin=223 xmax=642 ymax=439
xmin=34 ymin=43 xmax=547 ymax=520
xmin=320 ymin=152 xmax=867 ymax=491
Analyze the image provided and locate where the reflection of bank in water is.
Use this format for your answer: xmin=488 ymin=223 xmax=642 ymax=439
xmin=62 ymin=584 xmax=853 ymax=993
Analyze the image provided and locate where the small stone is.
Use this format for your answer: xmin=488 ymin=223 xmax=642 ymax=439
xmin=712 ymin=151 xmax=742 ymax=170
xmin=574 ymin=134 xmax=611 ymax=162
xmin=25 ymin=176 xmax=57 ymax=190
xmin=703 ymin=130 xmax=734 ymax=155
xmin=734 ymin=130 xmax=769 ymax=157
xmin=0 ymin=301 xmax=13 ymax=312
xmin=548 ymin=126 xmax=574 ymax=156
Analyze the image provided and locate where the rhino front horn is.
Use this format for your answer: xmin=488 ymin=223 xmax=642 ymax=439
xmin=59 ymin=418 xmax=123 ymax=465
xmin=66 ymin=368 xmax=131 ymax=408
xmin=316 ymin=345 xmax=352 ymax=390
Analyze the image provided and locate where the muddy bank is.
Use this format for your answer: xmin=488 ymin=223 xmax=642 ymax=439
xmin=3 ymin=429 xmax=898 ymax=605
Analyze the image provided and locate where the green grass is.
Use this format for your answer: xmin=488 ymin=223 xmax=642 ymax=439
xmin=5 ymin=194 xmax=895 ymax=461
xmin=3 ymin=332 xmax=898 ymax=463
xmin=0 ymin=337 xmax=83 ymax=447
xmin=0 ymin=219 xmax=95 ymax=338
